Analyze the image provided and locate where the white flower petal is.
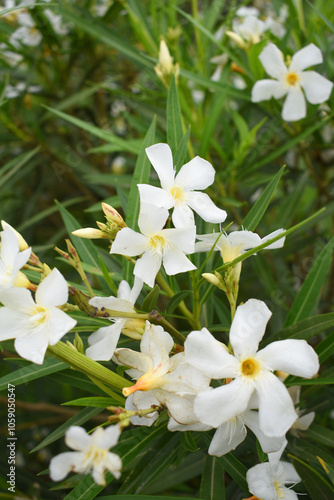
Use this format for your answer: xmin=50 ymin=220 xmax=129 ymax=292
xmin=293 ymin=411 xmax=315 ymax=431
xmin=230 ymin=299 xmax=272 ymax=359
xmin=114 ymin=348 xmax=153 ymax=375
xmin=138 ymin=202 xmax=170 ymax=235
xmin=95 ymin=425 xmax=121 ymax=449
xmin=35 ymin=268 xmax=69 ymax=307
xmin=251 ymin=79 xmax=287 ymax=102
xmin=134 ymin=250 xmax=162 ymax=288
xmin=261 ymin=228 xmax=286 ymax=249
xmin=194 ymin=379 xmax=253 ymax=427
xmin=226 ymin=230 xmax=262 ymax=254
xmin=172 ymin=203 xmax=195 ymax=227
xmin=0 ymin=307 xmax=26 ymax=340
xmin=244 ymin=410 xmax=287 ymax=453
xmin=145 ymin=143 xmax=175 ymax=189
xmin=208 ymin=418 xmax=247 ymax=456
xmin=195 ymin=233 xmax=220 ymax=252
xmin=246 ymin=462 xmax=277 ymax=500
xmin=175 ymin=156 xmax=215 ymax=191
xmin=300 ymin=71 xmax=333 ymax=104
xmin=126 ymin=392 xmax=159 ymax=426
xmin=282 ymin=87 xmax=306 ymax=121
xmin=255 ymin=372 xmax=297 ymax=437
xmin=140 ymin=322 xmax=174 ymax=358
xmin=258 ymin=339 xmax=319 ymax=378
xmin=279 ymin=461 xmax=301 ymax=483
xmin=14 ymin=327 xmax=50 ymax=364
xmin=137 ymin=184 xmax=173 ymax=209
xmin=92 ymin=462 xmax=107 ymax=485
xmin=89 ymin=296 xmax=134 ymax=314
xmin=10 ymin=247 xmax=31 ymax=278
xmin=0 ymin=287 xmax=35 ymax=309
xmin=162 ymin=246 xmax=196 ymax=276
xmin=186 ymin=192 xmax=227 ymax=223
xmin=163 ymin=225 xmax=196 ymax=254
xmin=48 ymin=307 xmax=77 ymax=345
xmin=117 ymin=280 xmax=131 ymax=300
xmin=289 ymin=43 xmax=323 ymax=72
xmin=129 ymin=276 xmax=143 ymax=304
xmin=168 ymin=417 xmax=211 ymax=432
xmin=155 ymin=390 xmax=199 ymax=425
xmin=49 ymin=451 xmax=83 ymax=481
xmin=163 ymin=360 xmax=211 ymax=394
xmin=1 ymin=228 xmax=18 ymax=264
xmin=104 ymin=452 xmax=122 ymax=479
xmin=111 ymin=228 xmax=147 ymax=257
xmin=86 ymin=323 xmax=123 ymax=361
xmin=65 ymin=426 xmax=91 ymax=451
xmin=185 ymin=327 xmax=238 ymax=379
xmin=259 ymin=43 xmax=287 ymax=79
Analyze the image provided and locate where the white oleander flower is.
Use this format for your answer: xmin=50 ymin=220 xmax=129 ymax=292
xmin=0 ymin=226 xmax=31 ymax=290
xmin=49 ymin=425 xmax=122 ymax=486
xmin=110 ymin=202 xmax=196 ymax=287
xmin=252 ymin=43 xmax=333 ymax=121
xmin=86 ymin=276 xmax=144 ymax=361
xmin=114 ymin=322 xmax=211 ymax=426
xmin=0 ymin=268 xmax=77 ymax=364
xmin=247 ymin=444 xmax=301 ymax=500
xmin=138 ymin=143 xmax=227 ymax=228
xmin=10 ymin=12 xmax=42 ymax=47
xmin=185 ymin=299 xmax=319 ymax=437
xmin=5 ymin=82 xmax=41 ymax=99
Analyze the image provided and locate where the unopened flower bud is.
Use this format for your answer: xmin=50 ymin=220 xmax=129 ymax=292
xmin=202 ymin=272 xmax=226 ymax=291
xmin=72 ymin=228 xmax=110 ymax=239
xmin=102 ymin=203 xmax=126 ymax=228
xmin=155 ymin=40 xmax=179 ymax=86
xmin=121 ymin=319 xmax=146 ymax=340
xmin=226 ymin=31 xmax=247 ymax=49
xmin=13 ymin=271 xmax=32 ymax=289
xmin=1 ymin=220 xmax=29 ymax=250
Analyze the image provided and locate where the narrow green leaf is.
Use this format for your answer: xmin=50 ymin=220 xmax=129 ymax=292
xmin=165 ymin=291 xmax=191 ymax=315
xmin=167 ymin=75 xmax=183 ymax=156
xmin=174 ymin=126 xmax=190 ymax=172
xmin=265 ymin=312 xmax=334 ymax=345
xmin=142 ymin=285 xmax=160 ymax=311
xmin=290 ymin=455 xmax=334 ymax=500
xmin=0 ymin=358 xmax=66 ymax=391
xmin=180 ymin=431 xmax=200 ymax=452
xmin=305 ymin=0 xmax=334 ymax=33
xmin=0 ymin=146 xmax=40 ymax=188
xmin=284 ymin=237 xmax=334 ymax=326
xmin=200 ymin=455 xmax=225 ymax=500
xmin=242 ymin=165 xmax=285 ymax=231
xmin=305 ymin=424 xmax=334 ymax=448
xmin=31 ymin=407 xmax=102 ymax=452
xmin=203 ymin=0 xmax=226 ymax=32
xmin=200 ymin=91 xmax=227 ymax=157
xmin=316 ymin=331 xmax=334 ymax=363
xmin=63 ymin=397 xmax=120 ymax=408
xmin=98 ymin=255 xmax=118 ymax=294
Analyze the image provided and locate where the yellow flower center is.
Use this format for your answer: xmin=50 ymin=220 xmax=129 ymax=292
xmin=241 ymin=358 xmax=261 ymax=379
xmin=84 ymin=447 xmax=107 ymax=468
xmin=286 ymin=72 xmax=299 ymax=86
xmin=170 ymin=185 xmax=185 ymax=204
xmin=274 ymin=480 xmax=284 ymax=498
xmin=147 ymin=233 xmax=168 ymax=253
xmin=123 ymin=362 xmax=166 ymax=397
xmin=31 ymin=305 xmax=49 ymax=325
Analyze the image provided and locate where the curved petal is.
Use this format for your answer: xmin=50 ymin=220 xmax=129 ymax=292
xmin=255 ymin=372 xmax=297 ymax=437
xmin=137 ymin=184 xmax=173 ymax=209
xmin=0 ymin=286 xmax=35 ymax=309
xmin=86 ymin=323 xmax=123 ymax=361
xmin=134 ymin=250 xmax=162 ymax=288
xmin=230 ymin=299 xmax=272 ymax=359
xmin=126 ymin=392 xmax=159 ymax=426
xmin=259 ymin=43 xmax=287 ymax=79
xmin=117 ymin=280 xmax=131 ymax=300
xmin=104 ymin=452 xmax=122 ymax=479
xmin=279 ymin=461 xmax=301 ymax=483
xmin=114 ymin=348 xmax=153 ymax=375
xmin=293 ymin=411 xmax=315 ymax=431
xmin=140 ymin=322 xmax=174 ymax=358
xmin=91 ymin=462 xmax=107 ymax=485
xmin=0 ymin=228 xmax=19 ymax=264
xmin=14 ymin=328 xmax=49 ymax=364
xmin=258 ymin=339 xmax=319 ymax=378
xmin=194 ymin=379 xmax=253 ymax=427
xmin=227 ymin=230 xmax=262 ymax=252
xmin=145 ymin=143 xmax=175 ymax=189
xmin=162 ymin=246 xmax=196 ymax=276
xmin=110 ymin=228 xmax=147 ymax=257
xmin=0 ymin=307 xmax=26 ymax=340
xmin=281 ymin=87 xmax=306 ymax=121
xmin=65 ymin=426 xmax=90 ymax=451
xmin=168 ymin=417 xmax=211 ymax=432
xmin=10 ymin=247 xmax=31 ymax=277
xmin=186 ymin=192 xmax=227 ymax=223
xmin=156 ymin=391 xmax=199 ymax=425
xmin=289 ymin=43 xmax=323 ymax=72
xmin=49 ymin=451 xmax=83 ymax=481
xmin=246 ymin=462 xmax=276 ymax=499
xmin=163 ymin=361 xmax=211 ymax=394
xmin=36 ymin=268 xmax=69 ymax=307
xmin=163 ymin=226 xmax=196 ymax=254
xmin=195 ymin=233 xmax=221 ymax=252
xmin=208 ymin=418 xmax=247 ymax=456
xmin=185 ymin=328 xmax=239 ymax=379
xmin=175 ymin=156 xmax=215 ymax=191
xmin=252 ymin=79 xmax=287 ymax=102
xmin=95 ymin=425 xmax=121 ymax=449
xmin=89 ymin=296 xmax=134 ymax=314
xmin=300 ymin=71 xmax=333 ymax=104
xmin=172 ymin=203 xmax=195 ymax=227
xmin=244 ymin=410 xmax=287 ymax=453
xmin=129 ymin=276 xmax=143 ymax=304
xmin=48 ymin=307 xmax=77 ymax=345
xmin=261 ymin=228 xmax=286 ymax=249
xmin=138 ymin=202 xmax=169 ymax=236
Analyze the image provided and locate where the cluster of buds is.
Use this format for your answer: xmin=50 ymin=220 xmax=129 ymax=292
xmin=72 ymin=203 xmax=126 ymax=241
xmin=154 ymin=40 xmax=180 ymax=87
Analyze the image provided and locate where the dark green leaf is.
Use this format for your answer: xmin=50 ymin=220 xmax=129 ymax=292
xmin=265 ymin=312 xmax=334 ymax=345
xmin=180 ymin=431 xmax=200 ymax=452
xmin=174 ymin=126 xmax=190 ymax=172
xmin=142 ymin=285 xmax=160 ymax=311
xmin=167 ymin=75 xmax=183 ymax=156
xmin=0 ymin=358 xmax=67 ymax=391
xmin=200 ymin=455 xmax=225 ymax=500
xmin=289 ymin=455 xmax=334 ymax=500
xmin=63 ymin=397 xmax=120 ymax=408
xmin=165 ymin=291 xmax=191 ymax=315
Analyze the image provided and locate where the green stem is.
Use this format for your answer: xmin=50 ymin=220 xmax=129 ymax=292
xmin=148 ymin=310 xmax=186 ymax=344
xmin=47 ymin=342 xmax=131 ymax=391
xmin=155 ymin=272 xmax=196 ymax=328
xmin=88 ymin=376 xmax=125 ymax=404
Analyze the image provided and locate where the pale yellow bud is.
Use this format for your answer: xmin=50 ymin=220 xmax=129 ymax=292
xmin=226 ymin=31 xmax=247 ymax=49
xmin=202 ymin=272 xmax=226 ymax=291
xmin=121 ymin=319 xmax=146 ymax=340
xmin=101 ymin=203 xmax=126 ymax=228
xmin=1 ymin=220 xmax=29 ymax=250
xmin=158 ymin=40 xmax=174 ymax=74
xmin=13 ymin=271 xmax=32 ymax=289
xmin=72 ymin=228 xmax=109 ymax=239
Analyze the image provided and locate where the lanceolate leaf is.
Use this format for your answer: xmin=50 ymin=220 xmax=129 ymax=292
xmin=284 ymin=237 xmax=334 ymax=326
xmin=289 ymin=455 xmax=334 ymax=500
xmin=242 ymin=165 xmax=285 ymax=231
xmin=167 ymin=75 xmax=183 ymax=157
xmin=174 ymin=126 xmax=190 ymax=172
xmin=200 ymin=455 xmax=225 ymax=500
xmin=0 ymin=358 xmax=67 ymax=391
